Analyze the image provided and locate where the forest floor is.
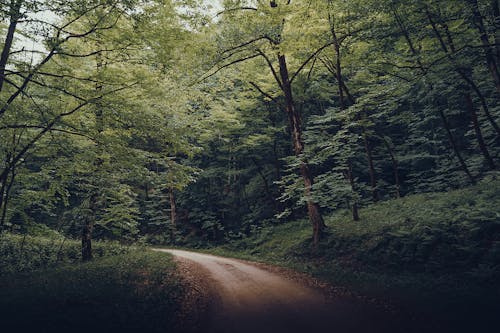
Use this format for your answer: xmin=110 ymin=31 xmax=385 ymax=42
xmin=158 ymin=248 xmax=409 ymax=333
xmin=0 ymin=239 xmax=184 ymax=333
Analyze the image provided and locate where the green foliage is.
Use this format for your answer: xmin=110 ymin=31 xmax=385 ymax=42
xmin=1 ymin=0 xmax=499 ymax=248
xmin=0 ymin=249 xmax=183 ymax=333
xmin=215 ymin=177 xmax=500 ymax=298
xmin=0 ymin=233 xmax=131 ymax=274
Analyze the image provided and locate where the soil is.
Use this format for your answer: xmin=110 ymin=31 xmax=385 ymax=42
xmin=156 ymin=249 xmax=413 ymax=333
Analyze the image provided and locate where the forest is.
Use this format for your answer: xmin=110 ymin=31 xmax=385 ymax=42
xmin=1 ymin=0 xmax=499 ymax=332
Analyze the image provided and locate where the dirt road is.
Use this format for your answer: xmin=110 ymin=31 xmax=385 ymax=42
xmin=155 ymin=249 xmax=403 ymax=333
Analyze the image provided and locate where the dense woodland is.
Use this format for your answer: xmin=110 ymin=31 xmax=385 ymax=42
xmin=1 ymin=0 xmax=499 ymax=259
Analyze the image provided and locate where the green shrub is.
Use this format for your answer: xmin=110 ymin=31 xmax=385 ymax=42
xmin=0 ymin=233 xmax=132 ymax=274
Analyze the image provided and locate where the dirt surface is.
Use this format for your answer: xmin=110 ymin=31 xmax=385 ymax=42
xmin=155 ymin=249 xmax=409 ymax=333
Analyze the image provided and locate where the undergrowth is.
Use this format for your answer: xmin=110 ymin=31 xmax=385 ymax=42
xmin=0 ymin=236 xmax=183 ymax=333
xmin=0 ymin=233 xmax=131 ymax=274
xmin=210 ymin=176 xmax=500 ymax=330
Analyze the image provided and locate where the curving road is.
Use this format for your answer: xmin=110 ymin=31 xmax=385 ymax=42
xmin=155 ymin=249 xmax=401 ymax=333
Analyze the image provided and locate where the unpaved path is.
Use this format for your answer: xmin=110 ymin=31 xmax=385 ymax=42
xmin=155 ymin=249 xmax=406 ymax=333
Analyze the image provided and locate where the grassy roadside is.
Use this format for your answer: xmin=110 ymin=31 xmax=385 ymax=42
xmin=206 ymin=177 xmax=500 ymax=331
xmin=0 ymin=236 xmax=184 ymax=333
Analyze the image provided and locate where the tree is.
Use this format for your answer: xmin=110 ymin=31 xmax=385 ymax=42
xmin=205 ymin=0 xmax=332 ymax=244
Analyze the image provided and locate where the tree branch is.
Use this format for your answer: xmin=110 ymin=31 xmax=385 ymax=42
xmin=249 ymin=81 xmax=281 ymax=105
xmin=290 ymin=41 xmax=334 ymax=84
xmin=216 ymin=7 xmax=257 ymax=16
xmin=256 ymin=49 xmax=283 ymax=90
xmin=197 ymin=53 xmax=261 ymax=83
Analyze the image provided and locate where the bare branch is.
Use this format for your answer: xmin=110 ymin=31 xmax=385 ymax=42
xmin=0 ymin=125 xmax=96 ymax=141
xmin=249 ymin=81 xmax=281 ymax=105
xmin=6 ymin=72 xmax=87 ymax=101
xmin=221 ymin=36 xmax=271 ymax=55
xmin=0 ymin=81 xmax=137 ymax=180
xmin=196 ymin=53 xmax=261 ymax=83
xmin=0 ymin=49 xmax=57 ymax=118
xmin=216 ymin=7 xmax=257 ymax=16
xmin=290 ymin=41 xmax=334 ymax=84
xmin=0 ymin=3 xmax=123 ymax=119
xmin=256 ymin=49 xmax=283 ymax=90
xmin=35 ymin=71 xmax=103 ymax=84
xmin=56 ymin=46 xmax=130 ymax=58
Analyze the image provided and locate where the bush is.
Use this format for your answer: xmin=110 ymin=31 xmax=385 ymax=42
xmin=0 ymin=233 xmax=132 ymax=274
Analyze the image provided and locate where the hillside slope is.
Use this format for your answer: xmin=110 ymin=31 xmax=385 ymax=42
xmin=213 ymin=176 xmax=500 ymax=332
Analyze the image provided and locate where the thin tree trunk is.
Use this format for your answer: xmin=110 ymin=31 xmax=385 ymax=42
xmin=266 ymin=103 xmax=283 ymax=180
xmin=20 ymin=233 xmax=27 ymax=253
xmin=0 ymin=1 xmax=21 ymax=92
xmin=347 ymin=160 xmax=359 ymax=221
xmin=392 ymin=6 xmax=425 ymax=70
xmin=438 ymin=109 xmax=476 ymax=183
xmin=251 ymin=157 xmax=279 ymax=212
xmin=82 ymin=52 xmax=104 ymax=261
xmin=81 ymin=212 xmax=94 ymax=262
xmin=381 ymin=137 xmax=402 ymax=198
xmin=82 ymin=185 xmax=97 ymax=261
xmin=465 ymin=94 xmax=496 ymax=169
xmin=0 ymin=166 xmax=16 ymax=230
xmin=429 ymin=8 xmax=500 ymax=137
xmin=363 ymin=129 xmax=379 ymax=201
xmin=469 ymin=0 xmax=500 ymax=93
xmin=329 ymin=13 xmax=345 ymax=110
xmin=272 ymin=140 xmax=282 ymax=179
xmin=169 ymin=187 xmax=177 ymax=229
xmin=393 ymin=7 xmax=478 ymax=182
xmin=0 ymin=172 xmax=8 ymax=232
xmin=492 ymin=0 xmax=500 ymax=65
xmin=425 ymin=9 xmax=497 ymax=169
xmin=278 ymin=54 xmax=325 ymax=244
xmin=328 ymin=13 xmax=368 ymax=214
xmin=458 ymin=70 xmax=500 ymax=137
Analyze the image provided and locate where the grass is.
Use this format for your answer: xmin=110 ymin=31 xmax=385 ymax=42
xmin=208 ymin=176 xmax=500 ymax=331
xmin=0 ymin=233 xmax=132 ymax=274
xmin=0 ymin=235 xmax=184 ymax=333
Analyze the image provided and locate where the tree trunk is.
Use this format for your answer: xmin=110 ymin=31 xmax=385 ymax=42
xmin=469 ymin=0 xmax=500 ymax=94
xmin=492 ymin=0 xmax=500 ymax=65
xmin=428 ymin=8 xmax=500 ymax=137
xmin=392 ymin=6 xmax=425 ymax=70
xmin=82 ymin=190 xmax=98 ymax=261
xmin=0 ymin=1 xmax=21 ymax=93
xmin=438 ymin=109 xmax=476 ymax=183
xmin=328 ymin=14 xmax=367 ymax=214
xmin=169 ymin=187 xmax=177 ymax=229
xmin=278 ymin=54 xmax=325 ymax=244
xmin=465 ymin=94 xmax=496 ymax=169
xmin=425 ymin=8 xmax=498 ymax=170
xmin=381 ymin=137 xmax=402 ymax=198
xmin=363 ymin=128 xmax=379 ymax=201
xmin=329 ymin=14 xmax=345 ymax=110
xmin=82 ymin=53 xmax=104 ymax=261
xmin=81 ymin=213 xmax=94 ymax=262
xmin=252 ymin=157 xmax=279 ymax=212
xmin=459 ymin=71 xmax=500 ymax=138
xmin=0 ymin=170 xmax=8 ymax=231
xmin=394 ymin=7 xmax=478 ymax=186
xmin=0 ymin=166 xmax=16 ymax=230
xmin=347 ymin=160 xmax=359 ymax=221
